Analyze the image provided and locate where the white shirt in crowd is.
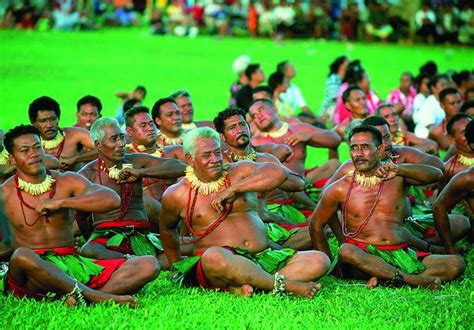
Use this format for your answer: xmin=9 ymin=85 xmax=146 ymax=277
xmin=414 ymin=94 xmax=445 ymax=138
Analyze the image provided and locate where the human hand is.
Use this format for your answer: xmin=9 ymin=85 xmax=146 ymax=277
xmin=59 ymin=156 xmax=76 ymax=170
xmin=36 ymin=198 xmax=64 ymax=215
xmin=285 ymin=131 xmax=312 ymax=147
xmin=210 ymin=187 xmax=236 ymax=212
xmin=117 ymin=168 xmax=142 ymax=184
xmin=423 ymin=145 xmax=438 ymax=155
xmin=375 ymin=163 xmax=398 ymax=181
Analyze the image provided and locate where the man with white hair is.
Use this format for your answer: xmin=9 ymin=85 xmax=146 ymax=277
xmin=77 ymin=117 xmax=186 ymax=266
xmin=160 ymin=127 xmax=329 ymax=298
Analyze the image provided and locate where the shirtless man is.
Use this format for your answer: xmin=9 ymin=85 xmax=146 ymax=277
xmin=433 ymin=130 xmax=474 ymax=253
xmin=0 ymin=125 xmax=159 ymax=306
xmin=169 ymin=90 xmax=214 ymax=130
xmin=151 ymin=98 xmax=187 ymax=146
xmin=160 ymin=127 xmax=329 ymax=298
xmin=124 ymin=106 xmax=185 ymax=223
xmin=213 ymin=107 xmax=312 ymax=250
xmin=74 ymin=95 xmax=102 ymax=130
xmin=334 ymin=85 xmax=368 ymax=140
xmin=77 ymin=118 xmax=186 ymax=264
xmin=429 ymin=87 xmax=462 ymax=150
xmin=310 ymin=125 xmax=465 ymax=288
xmin=249 ymin=98 xmax=341 ymax=187
xmin=29 ymin=96 xmax=98 ymax=171
xmin=376 ymin=104 xmax=437 ymax=153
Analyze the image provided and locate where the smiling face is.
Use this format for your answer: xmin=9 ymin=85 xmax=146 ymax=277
xmin=11 ymin=134 xmax=45 ymax=176
xmin=33 ymin=110 xmax=59 ymax=140
xmin=187 ymin=137 xmax=224 ymax=182
xmin=175 ymin=95 xmax=194 ymax=124
xmin=349 ymin=131 xmax=384 ymax=174
xmin=76 ymin=103 xmax=100 ymax=130
xmin=95 ymin=125 xmax=126 ymax=163
xmin=154 ymin=102 xmax=182 ymax=135
xmin=248 ymin=101 xmax=278 ymax=132
xmin=126 ymin=112 xmax=157 ymax=147
xmin=221 ymin=114 xmax=251 ymax=149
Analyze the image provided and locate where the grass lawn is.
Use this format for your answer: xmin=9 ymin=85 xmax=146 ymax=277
xmin=1 ymin=29 xmax=473 ymax=329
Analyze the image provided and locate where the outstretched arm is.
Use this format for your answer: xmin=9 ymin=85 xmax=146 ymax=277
xmin=432 ymin=170 xmax=473 ymax=254
xmin=118 ymin=154 xmax=186 ymax=183
xmin=159 ymin=189 xmax=183 ymax=265
xmin=286 ymin=124 xmax=341 ymax=149
xmin=375 ymin=163 xmax=443 ymax=185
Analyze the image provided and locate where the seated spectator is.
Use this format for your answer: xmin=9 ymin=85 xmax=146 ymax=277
xmin=412 ymin=73 xmax=432 ymax=126
xmin=439 ymin=4 xmax=460 ymax=44
xmin=273 ymin=0 xmax=295 ymax=39
xmin=452 ymin=70 xmax=474 ymax=101
xmin=257 ymin=0 xmax=275 ymax=37
xmin=387 ymin=72 xmax=417 ymax=131
xmin=151 ymin=10 xmax=166 ymax=35
xmin=415 ymin=3 xmax=438 ymax=43
xmin=365 ymin=0 xmax=393 ymax=42
xmin=204 ymin=0 xmax=228 ymax=37
xmin=340 ymin=2 xmax=359 ymax=41
xmin=307 ymin=0 xmax=331 ymax=39
xmin=53 ymin=0 xmax=80 ymax=30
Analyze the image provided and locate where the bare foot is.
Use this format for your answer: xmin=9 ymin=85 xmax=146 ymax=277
xmin=404 ymin=274 xmax=442 ymax=290
xmin=366 ymin=277 xmax=378 ymax=289
xmin=285 ymin=280 xmax=321 ymax=299
xmin=111 ymin=295 xmax=138 ymax=307
xmin=229 ymin=284 xmax=254 ymax=298
xmin=64 ymin=295 xmax=77 ymax=308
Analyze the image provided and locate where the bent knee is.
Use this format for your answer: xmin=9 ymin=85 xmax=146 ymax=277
xmin=10 ymin=247 xmax=40 ymax=271
xmin=200 ymin=247 xmax=230 ymax=273
xmin=450 ymin=255 xmax=466 ymax=278
xmin=133 ymin=256 xmax=161 ymax=281
xmin=338 ymin=243 xmax=358 ymax=263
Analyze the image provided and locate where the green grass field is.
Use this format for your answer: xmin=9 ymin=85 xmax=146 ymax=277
xmin=1 ymin=29 xmax=473 ymax=329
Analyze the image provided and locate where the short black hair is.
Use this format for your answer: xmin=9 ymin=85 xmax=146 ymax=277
xmin=466 ymin=119 xmax=474 ymax=144
xmin=446 ymin=113 xmax=471 ymax=136
xmin=123 ymin=98 xmax=140 ymax=114
xmin=4 ymin=124 xmax=41 ymax=154
xmin=213 ymin=107 xmax=247 ymax=134
xmin=135 ymin=86 xmax=147 ymax=98
xmin=28 ymin=96 xmax=61 ymax=123
xmin=362 ymin=116 xmax=389 ymax=128
xmin=151 ymin=97 xmax=177 ymax=120
xmin=245 ymin=64 xmax=260 ymax=80
xmin=465 ymin=87 xmax=474 ymax=99
xmin=329 ymin=56 xmax=348 ymax=76
xmin=414 ymin=73 xmax=430 ymax=92
xmin=419 ymin=61 xmax=438 ymax=77
xmin=248 ymin=98 xmax=275 ymax=111
xmin=452 ymin=70 xmax=471 ymax=86
xmin=460 ymin=100 xmax=474 ymax=114
xmin=348 ymin=124 xmax=383 ymax=147
xmin=124 ymin=106 xmax=151 ymax=128
xmin=342 ymin=85 xmax=364 ymax=104
xmin=169 ymin=89 xmax=191 ymax=100
xmin=268 ymin=71 xmax=285 ymax=91
xmin=439 ymin=87 xmax=459 ymax=103
xmin=375 ymin=103 xmax=395 ymax=116
xmin=276 ymin=60 xmax=288 ymax=74
xmin=428 ymin=74 xmax=447 ymax=90
xmin=77 ymin=95 xmax=102 ymax=113
xmin=252 ymin=85 xmax=273 ymax=98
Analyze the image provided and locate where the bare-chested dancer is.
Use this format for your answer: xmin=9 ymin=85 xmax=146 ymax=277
xmin=160 ymin=127 xmax=329 ymax=298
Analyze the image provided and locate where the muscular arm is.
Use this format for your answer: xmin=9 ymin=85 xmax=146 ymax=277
xmin=432 ymin=170 xmax=473 ymax=254
xmin=230 ymin=161 xmax=289 ymax=194
xmin=127 ymin=154 xmax=186 ymax=180
xmin=159 ymin=189 xmax=183 ymax=265
xmin=400 ymin=146 xmax=444 ymax=170
xmin=325 ymin=160 xmax=353 ymax=187
xmin=259 ymin=153 xmax=304 ymax=192
xmin=396 ymin=163 xmax=443 ymax=185
xmin=406 ymin=132 xmax=438 ymax=153
xmin=309 ymin=183 xmax=341 ymax=260
xmin=255 ymin=143 xmax=292 ymax=162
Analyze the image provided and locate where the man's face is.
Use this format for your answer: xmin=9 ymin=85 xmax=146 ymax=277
xmin=450 ymin=118 xmax=472 ymax=152
xmin=221 ymin=115 xmax=251 ymax=148
xmin=175 ymin=96 xmax=194 ymax=124
xmin=378 ymin=107 xmax=399 ymax=133
xmin=76 ymin=103 xmax=99 ymax=130
xmin=96 ymin=125 xmax=126 ymax=162
xmin=154 ymin=102 xmax=182 ymax=135
xmin=441 ymin=93 xmax=461 ymax=118
xmin=252 ymin=68 xmax=265 ymax=84
xmin=33 ymin=110 xmax=59 ymax=140
xmin=349 ymin=132 xmax=383 ymax=173
xmin=126 ymin=112 xmax=157 ymax=146
xmin=189 ymin=138 xmax=224 ymax=182
xmin=11 ymin=134 xmax=45 ymax=176
xmin=249 ymin=101 xmax=277 ymax=131
xmin=420 ymin=77 xmax=430 ymax=95
xmin=375 ymin=124 xmax=393 ymax=158
xmin=345 ymin=89 xmax=368 ymax=118
xmin=285 ymin=63 xmax=296 ymax=79
xmin=133 ymin=89 xmax=145 ymax=101
xmin=400 ymin=74 xmax=412 ymax=92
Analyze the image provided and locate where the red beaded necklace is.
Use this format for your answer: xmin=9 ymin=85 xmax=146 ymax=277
xmin=14 ymin=170 xmax=57 ymax=227
xmin=342 ymin=172 xmax=384 ymax=238
xmin=185 ymin=175 xmax=232 ymax=242
xmin=97 ymin=158 xmax=134 ymax=220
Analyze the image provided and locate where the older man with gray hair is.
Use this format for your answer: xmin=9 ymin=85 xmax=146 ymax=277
xmin=76 ymin=117 xmax=186 ymax=267
xmin=160 ymin=127 xmax=329 ymax=298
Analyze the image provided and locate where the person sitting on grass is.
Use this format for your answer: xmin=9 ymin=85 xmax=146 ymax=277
xmin=169 ymin=90 xmax=215 ymax=130
xmin=310 ymin=125 xmax=465 ymax=289
xmin=29 ymin=96 xmax=98 ymax=171
xmin=152 ymin=98 xmax=188 ymax=146
xmin=76 ymin=118 xmax=186 ymax=268
xmin=74 ymin=95 xmax=102 ymax=131
xmin=160 ymin=127 xmax=329 ymax=298
xmin=0 ymin=125 xmax=159 ymax=306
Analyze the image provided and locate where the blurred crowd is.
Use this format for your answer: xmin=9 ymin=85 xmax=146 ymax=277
xmin=0 ymin=0 xmax=473 ymax=44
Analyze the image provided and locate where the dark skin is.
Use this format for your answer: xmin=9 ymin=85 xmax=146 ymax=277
xmin=432 ymin=167 xmax=474 ymax=254
xmin=32 ymin=110 xmax=98 ymax=171
xmin=160 ymin=137 xmax=329 ymax=298
xmin=310 ymin=131 xmax=465 ymax=288
xmin=77 ymin=124 xmax=186 ymax=260
xmin=0 ymin=134 xmax=161 ymax=306
xmin=429 ymin=93 xmax=462 ymax=150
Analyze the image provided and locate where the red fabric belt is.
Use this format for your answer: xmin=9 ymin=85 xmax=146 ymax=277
xmin=95 ymin=220 xmax=151 ymax=229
